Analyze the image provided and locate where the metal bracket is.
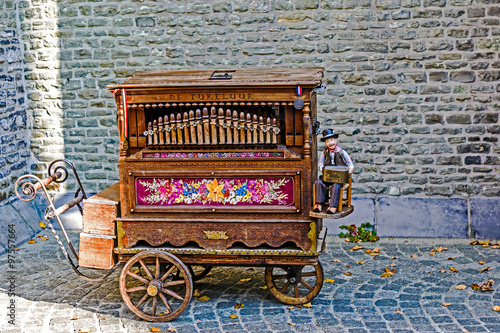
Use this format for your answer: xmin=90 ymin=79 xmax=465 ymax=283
xmin=15 ymin=158 xmax=118 ymax=282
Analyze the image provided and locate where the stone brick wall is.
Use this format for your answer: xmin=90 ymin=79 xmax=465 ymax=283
xmin=0 ymin=0 xmax=29 ymax=203
xmin=16 ymin=0 xmax=500 ymax=199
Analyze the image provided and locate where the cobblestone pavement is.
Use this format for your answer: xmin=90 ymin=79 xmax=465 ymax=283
xmin=0 ymin=230 xmax=499 ymax=333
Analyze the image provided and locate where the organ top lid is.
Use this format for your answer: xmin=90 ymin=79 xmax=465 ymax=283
xmin=107 ymin=67 xmax=324 ymax=90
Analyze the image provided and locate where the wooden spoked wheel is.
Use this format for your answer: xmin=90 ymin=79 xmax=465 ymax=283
xmin=187 ymin=265 xmax=212 ymax=281
xmin=119 ymin=250 xmax=193 ymax=322
xmin=265 ymin=262 xmax=324 ymax=305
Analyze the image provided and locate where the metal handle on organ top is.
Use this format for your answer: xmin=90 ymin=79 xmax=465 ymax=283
xmin=14 ymin=159 xmax=118 ymax=282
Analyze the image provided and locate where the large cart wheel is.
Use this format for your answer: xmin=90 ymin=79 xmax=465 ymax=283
xmin=187 ymin=265 xmax=212 ymax=281
xmin=120 ymin=250 xmax=193 ymax=322
xmin=265 ymin=262 xmax=324 ymax=305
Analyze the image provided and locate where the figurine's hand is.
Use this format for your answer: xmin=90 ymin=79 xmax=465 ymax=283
xmin=319 ymin=164 xmax=324 ymax=172
xmin=348 ymin=167 xmax=353 ymax=174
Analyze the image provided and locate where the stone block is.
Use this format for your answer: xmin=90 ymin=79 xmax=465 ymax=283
xmin=378 ymin=197 xmax=468 ymax=237
xmin=0 ymin=202 xmax=37 ymax=255
xmin=324 ymin=198 xmax=375 ymax=235
xmin=10 ymin=199 xmax=43 ymax=233
xmin=470 ymin=198 xmax=500 ymax=239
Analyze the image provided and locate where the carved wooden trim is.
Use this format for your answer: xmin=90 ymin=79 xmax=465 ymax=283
xmin=120 ymin=221 xmax=313 ymax=251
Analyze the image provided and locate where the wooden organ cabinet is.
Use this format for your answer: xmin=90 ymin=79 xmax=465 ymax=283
xmin=107 ymin=68 xmax=324 ymax=256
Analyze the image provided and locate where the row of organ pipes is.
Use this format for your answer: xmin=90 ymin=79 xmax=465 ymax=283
xmin=144 ymin=107 xmax=280 ymax=148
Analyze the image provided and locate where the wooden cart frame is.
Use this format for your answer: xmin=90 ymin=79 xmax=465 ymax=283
xmin=15 ymin=68 xmax=354 ymax=322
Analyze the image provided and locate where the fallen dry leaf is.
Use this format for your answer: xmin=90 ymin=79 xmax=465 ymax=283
xmin=260 ymin=285 xmax=268 ymax=290
xmin=447 ymin=257 xmax=455 ymax=260
xmin=479 ymin=279 xmax=494 ymax=292
xmin=39 ymin=236 xmax=49 ymax=241
xmin=442 ymin=303 xmax=451 ymax=307
xmin=439 ymin=269 xmax=446 ymax=273
xmin=370 ymin=253 xmax=379 ymax=256
xmin=350 ymin=245 xmax=364 ymax=252
xmin=391 ymin=256 xmax=399 ymax=260
xmin=324 ymin=279 xmax=335 ymax=283
xmin=472 ymin=283 xmax=480 ymax=290
xmin=79 ymin=330 xmax=92 ymax=333
xmin=470 ymin=240 xmax=479 ymax=245
xmin=234 ymin=303 xmax=244 ymax=309
xmin=450 ymin=267 xmax=459 ymax=273
xmin=344 ymin=272 xmax=352 ymax=276
xmin=287 ymin=306 xmax=294 ymax=310
xmin=455 ymin=284 xmax=467 ymax=290
xmin=150 ymin=328 xmax=161 ymax=333
xmin=206 ymin=272 xmax=212 ymax=277
xmin=39 ymin=221 xmax=46 ymax=229
xmin=70 ymin=316 xmax=80 ymax=320
xmin=395 ymin=310 xmax=404 ymax=315
xmin=239 ymin=278 xmax=251 ymax=283
xmin=492 ymin=245 xmax=500 ymax=249
xmin=478 ymin=261 xmax=486 ymax=265
xmin=167 ymin=328 xmax=176 ymax=332
xmin=193 ymin=289 xmax=200 ymax=297
xmin=331 ymin=259 xmax=342 ymax=263
xmin=229 ymin=314 xmax=237 ymax=319
xmin=28 ymin=239 xmax=36 ymax=244
xmin=288 ymin=322 xmax=296 ymax=326
xmin=493 ymin=305 xmax=500 ymax=312
xmin=381 ymin=272 xmax=393 ymax=278
xmin=196 ymin=296 xmax=210 ymax=301
xmin=13 ymin=248 xmax=20 ymax=251
xmin=410 ymin=254 xmax=418 ymax=258
xmin=481 ymin=267 xmax=492 ymax=273
xmin=302 ymin=302 xmax=312 ymax=308
xmin=389 ymin=263 xmax=397 ymax=267
xmin=356 ymin=260 xmax=366 ymax=265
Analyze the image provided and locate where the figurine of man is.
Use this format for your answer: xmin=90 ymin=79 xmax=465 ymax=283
xmin=313 ymin=129 xmax=354 ymax=214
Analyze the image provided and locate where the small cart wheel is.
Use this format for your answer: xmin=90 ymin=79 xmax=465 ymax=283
xmin=187 ymin=265 xmax=212 ymax=281
xmin=120 ymin=250 xmax=193 ymax=322
xmin=265 ymin=262 xmax=324 ymax=305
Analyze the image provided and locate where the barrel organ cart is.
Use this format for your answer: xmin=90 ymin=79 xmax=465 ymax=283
xmin=15 ymin=68 xmax=354 ymax=321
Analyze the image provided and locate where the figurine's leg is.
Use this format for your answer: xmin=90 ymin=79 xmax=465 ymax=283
xmin=314 ymin=180 xmax=327 ymax=212
xmin=327 ymin=183 xmax=342 ymax=214
xmin=315 ymin=180 xmax=327 ymax=203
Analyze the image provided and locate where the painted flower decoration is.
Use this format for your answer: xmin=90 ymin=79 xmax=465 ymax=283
xmin=206 ymin=179 xmax=224 ymax=203
xmin=138 ymin=177 xmax=291 ymax=206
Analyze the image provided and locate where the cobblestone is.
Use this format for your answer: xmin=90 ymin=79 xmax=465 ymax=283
xmin=0 ymin=231 xmax=499 ymax=332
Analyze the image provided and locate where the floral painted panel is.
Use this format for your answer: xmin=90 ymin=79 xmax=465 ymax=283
xmin=136 ymin=177 xmax=294 ymax=206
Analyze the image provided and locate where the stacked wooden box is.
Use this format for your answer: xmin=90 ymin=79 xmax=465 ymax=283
xmin=78 ymin=183 xmax=120 ymax=269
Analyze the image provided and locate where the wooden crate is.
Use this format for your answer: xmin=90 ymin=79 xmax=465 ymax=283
xmin=79 ymin=233 xmax=116 ymax=269
xmin=79 ymin=183 xmax=120 ymax=269
xmin=82 ymin=182 xmax=120 ymax=236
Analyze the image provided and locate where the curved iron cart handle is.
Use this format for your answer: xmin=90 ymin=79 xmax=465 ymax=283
xmin=48 ymin=158 xmax=88 ymax=214
xmin=14 ymin=161 xmax=120 ymax=282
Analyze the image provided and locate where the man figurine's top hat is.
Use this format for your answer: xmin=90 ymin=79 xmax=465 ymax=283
xmin=321 ymin=128 xmax=339 ymax=141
